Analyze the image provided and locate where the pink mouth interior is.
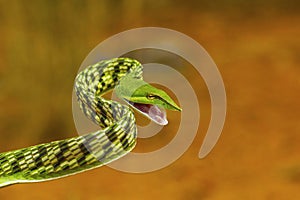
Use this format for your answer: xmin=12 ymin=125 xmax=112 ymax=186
xmin=129 ymin=102 xmax=168 ymax=126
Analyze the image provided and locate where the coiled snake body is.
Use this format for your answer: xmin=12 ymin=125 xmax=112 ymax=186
xmin=0 ymin=58 xmax=181 ymax=187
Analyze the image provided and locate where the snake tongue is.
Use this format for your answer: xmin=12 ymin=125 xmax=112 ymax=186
xmin=127 ymin=101 xmax=168 ymax=126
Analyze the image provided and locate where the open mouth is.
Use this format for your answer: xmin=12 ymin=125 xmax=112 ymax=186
xmin=124 ymin=100 xmax=168 ymax=126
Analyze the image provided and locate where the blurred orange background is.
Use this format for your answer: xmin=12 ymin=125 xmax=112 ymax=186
xmin=0 ymin=0 xmax=299 ymax=199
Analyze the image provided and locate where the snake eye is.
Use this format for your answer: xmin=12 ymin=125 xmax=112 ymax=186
xmin=147 ymin=94 xmax=156 ymax=100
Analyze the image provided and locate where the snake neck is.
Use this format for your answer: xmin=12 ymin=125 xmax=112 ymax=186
xmin=75 ymin=58 xmax=143 ymax=128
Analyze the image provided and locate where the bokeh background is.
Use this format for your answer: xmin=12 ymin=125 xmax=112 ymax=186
xmin=0 ymin=0 xmax=299 ymax=199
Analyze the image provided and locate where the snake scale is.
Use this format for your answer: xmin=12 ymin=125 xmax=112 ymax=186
xmin=0 ymin=58 xmax=181 ymax=187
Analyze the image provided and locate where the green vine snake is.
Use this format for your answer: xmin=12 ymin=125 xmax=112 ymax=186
xmin=0 ymin=58 xmax=181 ymax=187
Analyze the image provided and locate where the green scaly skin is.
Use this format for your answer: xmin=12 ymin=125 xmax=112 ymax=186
xmin=0 ymin=58 xmax=181 ymax=188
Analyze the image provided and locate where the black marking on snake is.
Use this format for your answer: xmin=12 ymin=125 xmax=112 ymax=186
xmin=37 ymin=145 xmax=48 ymax=160
xmin=38 ymin=168 xmax=47 ymax=174
xmin=14 ymin=151 xmax=25 ymax=161
xmin=0 ymin=154 xmax=6 ymax=164
xmin=77 ymin=155 xmax=87 ymax=166
xmin=96 ymin=100 xmax=112 ymax=120
xmin=106 ymin=83 xmax=112 ymax=89
xmin=61 ymin=163 xmax=70 ymax=171
xmin=113 ymin=76 xmax=119 ymax=83
xmin=117 ymin=61 xmax=124 ymax=65
xmin=105 ymin=127 xmax=118 ymax=143
xmin=53 ymin=146 xmax=66 ymax=169
xmin=58 ymin=141 xmax=69 ymax=154
xmin=114 ymin=68 xmax=120 ymax=74
xmin=33 ymin=146 xmax=47 ymax=169
xmin=94 ymin=85 xmax=98 ymax=92
xmin=99 ymin=116 xmax=106 ymax=126
xmin=119 ymin=134 xmax=129 ymax=150
xmin=77 ymin=143 xmax=89 ymax=166
xmin=0 ymin=158 xmax=8 ymax=170
xmin=11 ymin=159 xmax=21 ymax=174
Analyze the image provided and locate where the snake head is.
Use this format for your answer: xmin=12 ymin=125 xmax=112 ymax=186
xmin=115 ymin=76 xmax=181 ymax=126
